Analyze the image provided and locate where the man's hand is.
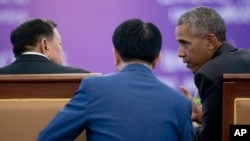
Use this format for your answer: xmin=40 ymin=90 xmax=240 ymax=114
xmin=180 ymin=85 xmax=202 ymax=124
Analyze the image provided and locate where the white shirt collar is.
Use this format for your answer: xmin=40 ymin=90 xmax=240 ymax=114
xmin=22 ymin=52 xmax=49 ymax=59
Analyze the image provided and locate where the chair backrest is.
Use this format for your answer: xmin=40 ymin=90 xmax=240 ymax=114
xmin=0 ymin=98 xmax=86 ymax=141
xmin=222 ymin=73 xmax=250 ymax=141
xmin=0 ymin=73 xmax=101 ymax=98
xmin=0 ymin=73 xmax=102 ymax=141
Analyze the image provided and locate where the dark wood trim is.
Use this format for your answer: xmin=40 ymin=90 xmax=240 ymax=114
xmin=0 ymin=73 xmax=101 ymax=98
xmin=222 ymin=74 xmax=250 ymax=141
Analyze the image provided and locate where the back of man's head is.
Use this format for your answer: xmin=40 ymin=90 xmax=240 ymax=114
xmin=112 ymin=19 xmax=162 ymax=65
xmin=11 ymin=18 xmax=57 ymax=57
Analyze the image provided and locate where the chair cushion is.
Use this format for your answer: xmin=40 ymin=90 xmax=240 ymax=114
xmin=234 ymin=98 xmax=250 ymax=124
xmin=0 ymin=98 xmax=85 ymax=141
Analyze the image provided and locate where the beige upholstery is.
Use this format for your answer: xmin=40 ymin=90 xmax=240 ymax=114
xmin=234 ymin=98 xmax=250 ymax=124
xmin=0 ymin=99 xmax=86 ymax=141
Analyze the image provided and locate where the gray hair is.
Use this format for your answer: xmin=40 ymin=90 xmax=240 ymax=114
xmin=177 ymin=6 xmax=226 ymax=42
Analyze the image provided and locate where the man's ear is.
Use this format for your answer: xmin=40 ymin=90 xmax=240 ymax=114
xmin=113 ymin=48 xmax=121 ymax=65
xmin=40 ymin=38 xmax=49 ymax=56
xmin=207 ymin=34 xmax=219 ymax=51
xmin=152 ymin=52 xmax=161 ymax=69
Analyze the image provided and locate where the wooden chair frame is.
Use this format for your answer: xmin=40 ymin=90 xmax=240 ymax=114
xmin=0 ymin=73 xmax=101 ymax=98
xmin=222 ymin=74 xmax=250 ymax=141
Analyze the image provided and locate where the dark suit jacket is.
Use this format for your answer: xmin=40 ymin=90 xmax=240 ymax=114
xmin=0 ymin=54 xmax=89 ymax=74
xmin=38 ymin=64 xmax=193 ymax=141
xmin=194 ymin=43 xmax=250 ymax=141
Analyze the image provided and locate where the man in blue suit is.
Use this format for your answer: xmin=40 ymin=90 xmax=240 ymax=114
xmin=38 ymin=18 xmax=193 ymax=141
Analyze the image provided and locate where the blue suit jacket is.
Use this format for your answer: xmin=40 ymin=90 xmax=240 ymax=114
xmin=38 ymin=64 xmax=193 ymax=141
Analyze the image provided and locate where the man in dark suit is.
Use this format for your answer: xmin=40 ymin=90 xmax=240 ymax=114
xmin=0 ymin=18 xmax=89 ymax=74
xmin=38 ymin=19 xmax=193 ymax=141
xmin=175 ymin=6 xmax=250 ymax=141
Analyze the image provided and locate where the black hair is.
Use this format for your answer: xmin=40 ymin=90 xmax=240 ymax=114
xmin=112 ymin=19 xmax=162 ymax=64
xmin=10 ymin=18 xmax=57 ymax=57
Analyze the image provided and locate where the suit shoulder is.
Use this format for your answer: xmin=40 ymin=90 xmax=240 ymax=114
xmin=55 ymin=64 xmax=90 ymax=73
xmin=83 ymin=72 xmax=116 ymax=81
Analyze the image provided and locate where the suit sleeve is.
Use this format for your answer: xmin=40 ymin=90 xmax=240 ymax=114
xmin=179 ymin=100 xmax=194 ymax=141
xmin=193 ymin=73 xmax=222 ymax=141
xmin=37 ymin=79 xmax=89 ymax=141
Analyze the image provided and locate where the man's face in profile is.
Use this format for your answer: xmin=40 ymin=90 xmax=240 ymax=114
xmin=175 ymin=24 xmax=212 ymax=74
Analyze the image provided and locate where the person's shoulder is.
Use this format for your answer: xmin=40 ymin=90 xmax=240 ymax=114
xmin=0 ymin=63 xmax=16 ymax=74
xmin=197 ymin=45 xmax=250 ymax=78
xmin=83 ymin=72 xmax=117 ymax=82
xmin=53 ymin=64 xmax=90 ymax=73
xmin=63 ymin=66 xmax=90 ymax=73
xmin=79 ymin=72 xmax=118 ymax=88
xmin=0 ymin=66 xmax=7 ymax=73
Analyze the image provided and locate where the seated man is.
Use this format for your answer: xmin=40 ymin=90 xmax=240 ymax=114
xmin=38 ymin=18 xmax=193 ymax=141
xmin=0 ymin=18 xmax=89 ymax=74
xmin=176 ymin=6 xmax=250 ymax=141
